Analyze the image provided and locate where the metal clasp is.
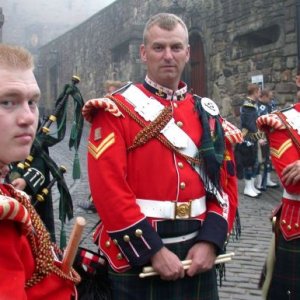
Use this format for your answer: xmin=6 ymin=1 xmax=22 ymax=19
xmin=175 ymin=202 xmax=191 ymax=219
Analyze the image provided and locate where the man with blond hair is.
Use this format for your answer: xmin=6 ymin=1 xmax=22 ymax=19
xmin=0 ymin=44 xmax=78 ymax=299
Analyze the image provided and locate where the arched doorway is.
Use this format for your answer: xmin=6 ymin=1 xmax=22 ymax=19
xmin=183 ymin=31 xmax=206 ymax=96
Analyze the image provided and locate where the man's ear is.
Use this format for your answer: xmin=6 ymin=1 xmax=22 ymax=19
xmin=140 ymin=44 xmax=147 ymax=63
xmin=185 ymin=44 xmax=190 ymax=63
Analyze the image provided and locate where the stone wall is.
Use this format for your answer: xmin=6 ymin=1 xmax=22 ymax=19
xmin=0 ymin=8 xmax=4 ymax=42
xmin=37 ymin=0 xmax=298 ymax=122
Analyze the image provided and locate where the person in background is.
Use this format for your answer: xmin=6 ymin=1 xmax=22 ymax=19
xmin=82 ymin=13 xmax=242 ymax=300
xmin=257 ymin=101 xmax=300 ymax=299
xmin=0 ymin=43 xmax=79 ymax=299
xmin=238 ymin=83 xmax=264 ymax=197
xmin=104 ymin=80 xmax=124 ymax=94
xmin=255 ymin=89 xmax=279 ymax=190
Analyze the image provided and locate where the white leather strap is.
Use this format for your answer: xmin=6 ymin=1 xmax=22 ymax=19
xmin=122 ymin=84 xmax=227 ymax=207
xmin=283 ymin=107 xmax=300 ymax=134
xmin=161 ymin=230 xmax=199 ymax=244
xmin=136 ymin=197 xmax=206 ymax=219
xmin=121 ymin=84 xmax=196 ymax=151
xmin=283 ymin=189 xmax=300 ymax=201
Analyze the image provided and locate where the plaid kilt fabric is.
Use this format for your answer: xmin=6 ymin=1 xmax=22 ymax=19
xmin=108 ymin=220 xmax=219 ymax=300
xmin=267 ymin=233 xmax=300 ymax=300
xmin=74 ymin=247 xmax=112 ymax=300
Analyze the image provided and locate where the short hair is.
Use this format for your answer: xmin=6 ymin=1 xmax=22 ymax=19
xmin=260 ymin=89 xmax=271 ymax=98
xmin=104 ymin=80 xmax=123 ymax=92
xmin=0 ymin=44 xmax=34 ymax=70
xmin=247 ymin=83 xmax=259 ymax=96
xmin=143 ymin=13 xmax=189 ymax=45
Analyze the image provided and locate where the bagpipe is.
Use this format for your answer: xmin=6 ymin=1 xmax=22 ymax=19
xmin=37 ymin=75 xmax=85 ymax=180
xmin=8 ymin=75 xmax=85 ymax=249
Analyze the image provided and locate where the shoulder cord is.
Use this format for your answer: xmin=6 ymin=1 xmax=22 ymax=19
xmin=1 ymin=186 xmax=81 ymax=288
xmin=274 ymin=111 xmax=300 ymax=154
xmin=107 ymin=95 xmax=202 ymax=165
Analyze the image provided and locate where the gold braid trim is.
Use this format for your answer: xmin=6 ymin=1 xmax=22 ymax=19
xmin=2 ymin=186 xmax=80 ymax=288
xmin=128 ymin=105 xmax=173 ymax=151
xmin=275 ymin=111 xmax=300 ymax=153
xmin=107 ymin=95 xmax=202 ymax=165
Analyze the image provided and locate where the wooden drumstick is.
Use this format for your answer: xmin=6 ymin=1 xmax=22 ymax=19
xmin=61 ymin=216 xmax=86 ymax=274
xmin=139 ymin=252 xmax=235 ymax=278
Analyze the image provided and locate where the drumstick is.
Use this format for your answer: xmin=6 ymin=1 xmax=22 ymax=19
xmin=61 ymin=216 xmax=86 ymax=274
xmin=139 ymin=252 xmax=235 ymax=278
xmin=142 ymin=252 xmax=235 ymax=274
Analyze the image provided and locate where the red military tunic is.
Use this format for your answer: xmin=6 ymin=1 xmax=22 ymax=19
xmin=84 ymin=81 xmax=241 ymax=272
xmin=0 ymin=184 xmax=76 ymax=300
xmin=257 ymin=103 xmax=300 ymax=239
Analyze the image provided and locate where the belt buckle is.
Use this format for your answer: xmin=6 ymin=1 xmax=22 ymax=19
xmin=175 ymin=202 xmax=191 ymax=219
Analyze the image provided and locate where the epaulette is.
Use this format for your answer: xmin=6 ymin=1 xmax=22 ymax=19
xmin=0 ymin=193 xmax=32 ymax=233
xmin=242 ymin=99 xmax=256 ymax=108
xmin=256 ymin=113 xmax=285 ymax=131
xmin=82 ymin=97 xmax=124 ymax=123
xmin=222 ymin=119 xmax=243 ymax=144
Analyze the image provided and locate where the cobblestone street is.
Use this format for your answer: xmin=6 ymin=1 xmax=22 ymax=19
xmin=50 ymin=124 xmax=281 ymax=299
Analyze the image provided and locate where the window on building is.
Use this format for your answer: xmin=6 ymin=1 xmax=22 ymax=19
xmin=232 ymin=24 xmax=280 ymax=58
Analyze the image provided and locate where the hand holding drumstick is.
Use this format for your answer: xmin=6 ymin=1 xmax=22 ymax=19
xmin=139 ymin=252 xmax=234 ymax=278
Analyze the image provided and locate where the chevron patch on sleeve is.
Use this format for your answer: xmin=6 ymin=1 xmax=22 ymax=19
xmin=88 ymin=132 xmax=115 ymax=159
xmin=270 ymin=139 xmax=292 ymax=159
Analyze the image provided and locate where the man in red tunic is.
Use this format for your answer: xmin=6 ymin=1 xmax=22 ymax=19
xmin=0 ymin=44 xmax=78 ymax=299
xmin=83 ymin=13 xmax=242 ymax=300
xmin=257 ymin=103 xmax=300 ymax=299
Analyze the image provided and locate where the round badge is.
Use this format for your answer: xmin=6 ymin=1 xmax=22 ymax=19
xmin=201 ymin=97 xmax=219 ymax=116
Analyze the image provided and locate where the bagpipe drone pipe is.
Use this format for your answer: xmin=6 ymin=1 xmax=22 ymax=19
xmin=7 ymin=75 xmax=85 ymax=248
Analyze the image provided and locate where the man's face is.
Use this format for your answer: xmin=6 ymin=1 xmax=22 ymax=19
xmin=0 ymin=68 xmax=40 ymax=165
xmin=253 ymin=89 xmax=260 ymax=101
xmin=140 ymin=24 xmax=190 ymax=90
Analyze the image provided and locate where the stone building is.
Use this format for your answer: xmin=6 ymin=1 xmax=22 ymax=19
xmin=37 ymin=0 xmax=300 ymax=122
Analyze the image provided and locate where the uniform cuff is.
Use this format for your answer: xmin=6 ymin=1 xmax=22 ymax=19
xmin=195 ymin=213 xmax=228 ymax=253
xmin=108 ymin=218 xmax=163 ymax=266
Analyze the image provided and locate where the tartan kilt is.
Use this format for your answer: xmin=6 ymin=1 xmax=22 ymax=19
xmin=108 ymin=220 xmax=219 ymax=300
xmin=267 ymin=233 xmax=300 ymax=300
